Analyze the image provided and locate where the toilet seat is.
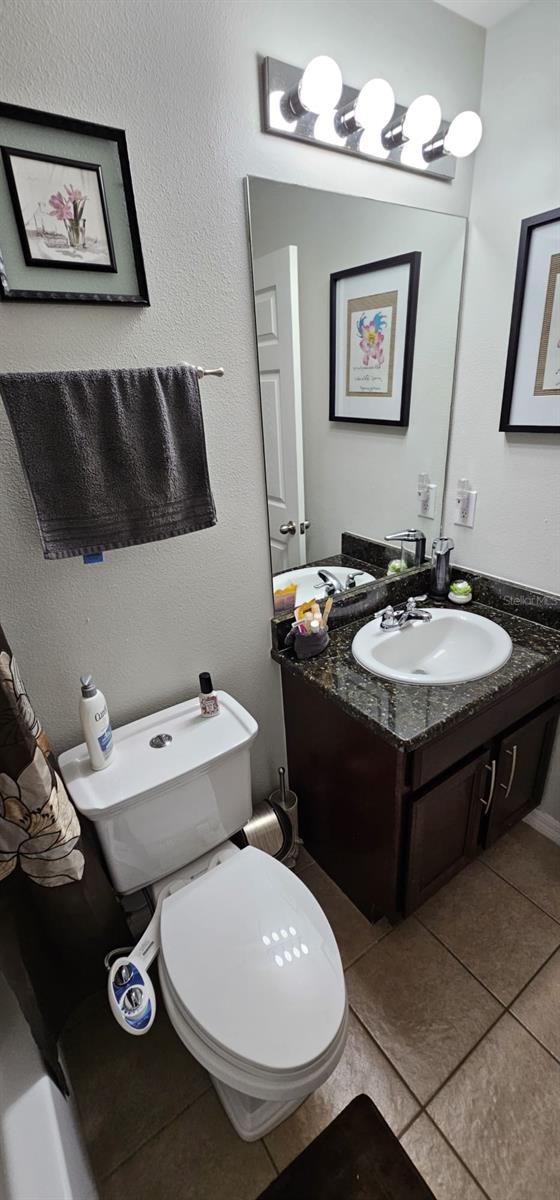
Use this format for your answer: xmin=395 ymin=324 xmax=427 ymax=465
xmin=158 ymin=846 xmax=347 ymax=1091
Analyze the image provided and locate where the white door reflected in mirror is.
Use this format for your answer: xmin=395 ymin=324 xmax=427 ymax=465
xmin=247 ymin=178 xmax=467 ymax=616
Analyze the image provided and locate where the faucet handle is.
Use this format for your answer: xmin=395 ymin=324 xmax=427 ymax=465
xmin=406 ymin=594 xmax=428 ymax=609
xmin=432 ymin=537 xmax=454 ymax=556
xmin=375 ymin=604 xmax=394 ymax=619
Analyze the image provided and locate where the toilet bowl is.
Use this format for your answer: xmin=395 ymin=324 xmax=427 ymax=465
xmin=59 ymin=692 xmax=348 ymax=1140
xmin=156 ymin=845 xmax=347 ymax=1138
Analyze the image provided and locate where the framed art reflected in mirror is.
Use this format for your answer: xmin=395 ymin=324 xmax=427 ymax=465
xmin=500 ymin=208 xmax=560 ymax=433
xmin=329 ymin=252 xmax=421 ymax=427
xmin=245 ymin=176 xmax=467 ymax=613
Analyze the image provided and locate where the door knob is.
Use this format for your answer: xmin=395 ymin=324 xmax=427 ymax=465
xmin=279 ymin=521 xmax=297 ymax=535
xmin=300 ymin=520 xmax=310 ymax=533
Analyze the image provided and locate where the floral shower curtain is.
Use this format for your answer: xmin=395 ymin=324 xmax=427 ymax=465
xmin=0 ymin=622 xmax=128 ymax=1088
xmin=0 ymin=630 xmax=84 ymax=886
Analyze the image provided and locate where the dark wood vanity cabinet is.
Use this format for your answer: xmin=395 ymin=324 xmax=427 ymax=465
xmin=483 ymin=706 xmax=559 ymax=847
xmin=281 ymin=667 xmax=560 ymax=922
xmin=405 ymin=751 xmax=490 ymax=912
xmin=405 ymin=704 xmax=559 ymax=913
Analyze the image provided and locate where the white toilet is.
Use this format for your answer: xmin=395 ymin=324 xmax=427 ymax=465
xmin=59 ymin=692 xmax=348 ymax=1141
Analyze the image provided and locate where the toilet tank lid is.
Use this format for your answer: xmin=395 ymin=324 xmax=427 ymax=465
xmin=58 ymin=692 xmax=258 ymax=821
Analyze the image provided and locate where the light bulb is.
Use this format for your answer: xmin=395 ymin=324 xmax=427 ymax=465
xmin=400 ymin=141 xmax=429 ymax=171
xmin=314 ymin=108 xmax=346 ymax=146
xmin=354 ymin=78 xmax=395 ymax=132
xmin=403 ymin=94 xmax=442 ymax=143
xmin=359 ymin=128 xmax=390 ymax=160
xmin=443 ymin=110 xmax=482 ymax=157
xmin=299 ymin=55 xmax=343 ymax=114
xmin=268 ymin=90 xmax=297 ymax=133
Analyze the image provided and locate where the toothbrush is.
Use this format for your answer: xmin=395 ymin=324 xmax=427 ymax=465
xmin=323 ymin=596 xmax=334 ymax=625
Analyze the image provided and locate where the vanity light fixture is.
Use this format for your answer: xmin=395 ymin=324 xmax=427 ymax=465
xmin=383 ymin=93 xmax=442 ymax=150
xmin=423 ymin=110 xmax=483 ymax=161
xmin=285 ymin=55 xmax=343 ymax=118
xmin=336 ymin=77 xmax=395 ymax=136
xmin=261 ymin=57 xmax=483 ymax=182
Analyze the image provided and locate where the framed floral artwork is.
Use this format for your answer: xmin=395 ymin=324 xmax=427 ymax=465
xmin=329 ymin=251 xmax=420 ymax=426
xmin=500 ymin=208 xmax=560 ymax=432
xmin=2 ymin=148 xmax=117 ymax=272
xmin=0 ymin=101 xmax=149 ymax=305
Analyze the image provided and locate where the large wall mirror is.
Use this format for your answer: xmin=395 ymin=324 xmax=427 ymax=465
xmin=246 ymin=177 xmax=467 ymax=616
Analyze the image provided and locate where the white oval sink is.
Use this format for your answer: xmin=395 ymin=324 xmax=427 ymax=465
xmin=352 ymin=608 xmax=513 ymax=685
xmin=274 ymin=565 xmax=376 ymax=608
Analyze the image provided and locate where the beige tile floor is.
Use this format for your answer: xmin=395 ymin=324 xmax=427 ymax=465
xmin=62 ymin=824 xmax=560 ymax=1200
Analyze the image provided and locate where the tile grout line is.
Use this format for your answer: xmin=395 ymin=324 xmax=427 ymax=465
xmin=505 ymin=940 xmax=560 ymax=1009
xmin=508 ymin=1008 xmax=560 ymax=1070
xmin=410 ymin=1115 xmax=494 ymax=1200
xmin=406 ymin=915 xmax=510 ymax=1006
xmin=413 ymin=907 xmax=560 ymax=1010
xmin=422 ymin=1007 xmax=506 ymax=1114
xmin=425 ymin=1010 xmax=560 ymax=1199
xmin=261 ymin=1137 xmax=280 ymax=1177
xmin=343 ymin=924 xmax=394 ymax=972
xmin=480 ymin=856 xmax=560 ymax=926
xmin=97 ymin=1078 xmax=213 ymax=1184
xmin=348 ymin=1004 xmax=425 ymax=1116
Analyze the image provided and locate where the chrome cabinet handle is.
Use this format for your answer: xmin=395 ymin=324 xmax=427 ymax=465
xmin=300 ymin=520 xmax=310 ymax=534
xmin=499 ymin=745 xmax=517 ymax=800
xmin=279 ymin=521 xmax=296 ymax=535
xmin=480 ymin=759 xmax=496 ymax=814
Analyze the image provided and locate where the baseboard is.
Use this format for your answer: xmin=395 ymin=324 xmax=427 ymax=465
xmin=524 ymin=809 xmax=560 ymax=847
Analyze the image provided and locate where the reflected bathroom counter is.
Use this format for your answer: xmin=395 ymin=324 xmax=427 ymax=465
xmin=273 ymin=554 xmax=378 ymax=612
xmin=272 ymin=581 xmax=560 ymax=752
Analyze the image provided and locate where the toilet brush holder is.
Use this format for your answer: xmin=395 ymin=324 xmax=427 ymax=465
xmin=269 ymin=767 xmax=300 ymax=867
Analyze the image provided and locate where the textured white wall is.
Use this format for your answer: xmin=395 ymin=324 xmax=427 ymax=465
xmin=442 ymin=0 xmax=560 ymax=818
xmin=443 ymin=0 xmax=560 ymax=591
xmin=0 ymin=0 xmax=484 ymax=792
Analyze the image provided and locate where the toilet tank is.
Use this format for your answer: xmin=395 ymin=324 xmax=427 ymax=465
xmin=59 ymin=692 xmax=258 ymax=894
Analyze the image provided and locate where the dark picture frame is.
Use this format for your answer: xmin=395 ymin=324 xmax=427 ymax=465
xmin=0 ymin=101 xmax=149 ymax=305
xmin=499 ymin=207 xmax=560 ymax=433
xmin=2 ymin=146 xmax=117 ymax=272
xmin=329 ymin=251 xmax=420 ymax=427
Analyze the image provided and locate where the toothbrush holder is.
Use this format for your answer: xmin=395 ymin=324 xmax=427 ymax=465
xmin=290 ymin=627 xmax=330 ymax=660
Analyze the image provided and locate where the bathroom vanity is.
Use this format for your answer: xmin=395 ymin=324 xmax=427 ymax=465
xmin=273 ymin=569 xmax=560 ymax=922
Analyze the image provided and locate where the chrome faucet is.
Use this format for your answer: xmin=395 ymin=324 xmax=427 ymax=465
xmin=315 ymin=568 xmax=344 ymax=596
xmin=345 ymin=570 xmax=367 ymax=588
xmin=385 ymin=528 xmax=426 ymax=568
xmin=430 ymin=537 xmax=454 ymax=598
xmin=376 ymin=595 xmax=432 ymax=630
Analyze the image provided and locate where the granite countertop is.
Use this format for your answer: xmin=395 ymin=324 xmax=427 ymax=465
xmin=272 ymin=596 xmax=560 ymax=752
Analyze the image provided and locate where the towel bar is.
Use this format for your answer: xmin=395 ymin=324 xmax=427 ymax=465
xmin=182 ymin=363 xmax=224 ymax=379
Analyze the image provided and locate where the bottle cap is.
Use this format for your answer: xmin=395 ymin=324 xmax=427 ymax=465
xmin=199 ymin=672 xmax=213 ymax=695
xmin=80 ymin=674 xmax=97 ymax=698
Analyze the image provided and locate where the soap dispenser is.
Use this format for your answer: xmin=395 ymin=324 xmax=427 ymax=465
xmin=430 ymin=537 xmax=454 ymax=599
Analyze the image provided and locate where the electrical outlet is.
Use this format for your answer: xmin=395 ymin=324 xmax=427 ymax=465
xmin=454 ymin=480 xmax=477 ymax=528
xmin=417 ymin=473 xmax=437 ymax=519
xmin=417 ymin=482 xmax=437 ymax=519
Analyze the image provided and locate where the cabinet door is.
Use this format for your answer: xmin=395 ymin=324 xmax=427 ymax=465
xmin=484 ymin=705 xmax=559 ymax=848
xmin=405 ymin=751 xmax=490 ymax=914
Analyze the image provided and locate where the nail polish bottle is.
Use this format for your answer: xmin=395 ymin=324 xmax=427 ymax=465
xmin=199 ymin=672 xmax=220 ymax=717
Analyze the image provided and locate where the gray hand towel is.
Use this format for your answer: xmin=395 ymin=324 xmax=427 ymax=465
xmin=0 ymin=363 xmax=217 ymax=559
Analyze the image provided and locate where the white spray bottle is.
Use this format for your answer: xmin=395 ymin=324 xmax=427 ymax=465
xmin=79 ymin=674 xmax=114 ymax=771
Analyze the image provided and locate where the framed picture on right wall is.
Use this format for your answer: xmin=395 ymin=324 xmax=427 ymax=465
xmin=500 ymin=207 xmax=560 ymax=432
